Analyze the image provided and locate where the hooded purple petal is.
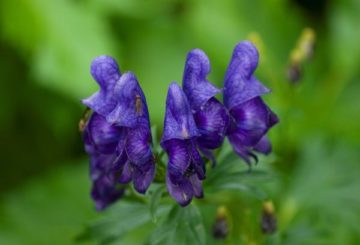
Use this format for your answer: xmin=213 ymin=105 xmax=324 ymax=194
xmin=228 ymin=97 xmax=279 ymax=146
xmin=161 ymin=82 xmax=199 ymax=143
xmin=194 ymin=98 xmax=230 ymax=149
xmin=82 ymin=56 xmax=121 ymax=116
xmin=182 ymin=49 xmax=220 ymax=111
xmin=224 ymin=42 xmax=270 ymax=110
xmin=106 ymin=72 xmax=150 ymax=128
xmin=166 ymin=173 xmax=193 ymax=207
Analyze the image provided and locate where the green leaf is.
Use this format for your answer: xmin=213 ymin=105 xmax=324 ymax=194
xmin=149 ymin=185 xmax=166 ymax=223
xmin=145 ymin=204 xmax=206 ymax=245
xmin=151 ymin=125 xmax=158 ymax=148
xmin=78 ymin=202 xmax=170 ymax=244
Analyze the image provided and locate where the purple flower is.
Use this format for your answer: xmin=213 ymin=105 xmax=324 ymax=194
xmin=182 ymin=49 xmax=230 ymax=160
xmin=82 ymin=56 xmax=155 ymax=210
xmin=161 ymin=83 xmax=205 ymax=206
xmin=82 ymin=56 xmax=121 ymax=116
xmin=224 ymin=41 xmax=279 ymax=164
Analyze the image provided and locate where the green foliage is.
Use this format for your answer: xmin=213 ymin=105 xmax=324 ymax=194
xmin=1 ymin=0 xmax=360 ymax=244
xmin=145 ymin=205 xmax=206 ymax=245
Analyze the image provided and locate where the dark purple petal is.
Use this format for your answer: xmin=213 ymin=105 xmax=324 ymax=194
xmin=166 ymin=172 xmax=193 ymax=207
xmin=229 ymin=97 xmax=278 ymax=146
xmin=112 ymin=150 xmax=128 ymax=172
xmin=132 ymin=160 xmax=156 ymax=194
xmin=83 ymin=127 xmax=96 ymax=154
xmin=164 ymin=139 xmax=191 ymax=182
xmin=86 ymin=113 xmax=124 ymax=154
xmin=199 ymin=147 xmax=216 ymax=167
xmin=118 ymin=161 xmax=132 ymax=184
xmin=125 ymin=126 xmax=152 ymax=166
xmin=106 ymin=72 xmax=150 ymax=128
xmin=224 ymin=42 xmax=270 ymax=110
xmin=227 ymin=134 xmax=256 ymax=165
xmin=161 ymin=83 xmax=199 ymax=143
xmin=189 ymin=142 xmax=206 ymax=180
xmin=188 ymin=174 xmax=203 ymax=198
xmin=91 ymin=173 xmax=124 ymax=211
xmin=89 ymin=153 xmax=118 ymax=181
xmin=254 ymin=136 xmax=272 ymax=155
xmin=182 ymin=49 xmax=220 ymax=111
xmin=194 ymin=98 xmax=230 ymax=149
xmin=82 ymin=56 xmax=121 ymax=116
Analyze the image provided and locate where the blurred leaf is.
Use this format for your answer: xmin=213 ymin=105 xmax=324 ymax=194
xmin=0 ymin=162 xmax=98 ymax=244
xmin=149 ymin=185 xmax=166 ymax=223
xmin=1 ymin=0 xmax=118 ymax=99
xmin=145 ymin=204 xmax=206 ymax=245
xmin=78 ymin=201 xmax=171 ymax=244
xmin=277 ymin=137 xmax=360 ymax=243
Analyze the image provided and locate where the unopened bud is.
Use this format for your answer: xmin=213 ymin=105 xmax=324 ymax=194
xmin=212 ymin=206 xmax=230 ymax=239
xmin=286 ymin=63 xmax=302 ymax=83
xmin=300 ymin=28 xmax=316 ymax=60
xmin=261 ymin=200 xmax=277 ymax=234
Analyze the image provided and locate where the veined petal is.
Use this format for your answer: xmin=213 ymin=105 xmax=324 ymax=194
xmin=166 ymin=172 xmax=193 ymax=207
xmin=161 ymin=83 xmax=199 ymax=143
xmin=229 ymin=97 xmax=278 ymax=146
xmin=86 ymin=113 xmax=124 ymax=154
xmin=225 ymin=41 xmax=259 ymax=80
xmin=188 ymin=174 xmax=203 ymax=198
xmin=82 ymin=56 xmax=121 ymax=116
xmin=164 ymin=139 xmax=191 ymax=181
xmin=118 ymin=161 xmax=132 ymax=184
xmin=224 ymin=42 xmax=270 ymax=110
xmin=106 ymin=72 xmax=150 ymax=128
xmin=182 ymin=49 xmax=220 ymax=111
xmin=189 ymin=142 xmax=206 ymax=180
xmin=89 ymin=153 xmax=118 ymax=181
xmin=132 ymin=160 xmax=156 ymax=193
xmin=194 ymin=98 xmax=230 ymax=149
xmin=125 ymin=126 xmax=152 ymax=166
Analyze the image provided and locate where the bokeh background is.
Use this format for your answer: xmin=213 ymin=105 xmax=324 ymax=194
xmin=1 ymin=0 xmax=360 ymax=244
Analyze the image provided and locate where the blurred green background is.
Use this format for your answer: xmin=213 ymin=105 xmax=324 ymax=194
xmin=0 ymin=0 xmax=360 ymax=244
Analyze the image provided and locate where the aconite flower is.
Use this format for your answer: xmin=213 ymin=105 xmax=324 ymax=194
xmin=82 ymin=56 xmax=155 ymax=210
xmin=224 ymin=42 xmax=279 ymax=164
xmin=182 ymin=49 xmax=229 ymax=162
xmin=161 ymin=83 xmax=205 ymax=206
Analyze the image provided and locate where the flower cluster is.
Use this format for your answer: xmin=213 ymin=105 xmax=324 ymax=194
xmin=82 ymin=56 xmax=155 ymax=210
xmin=81 ymin=41 xmax=278 ymax=209
xmin=162 ymin=41 xmax=278 ymax=205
